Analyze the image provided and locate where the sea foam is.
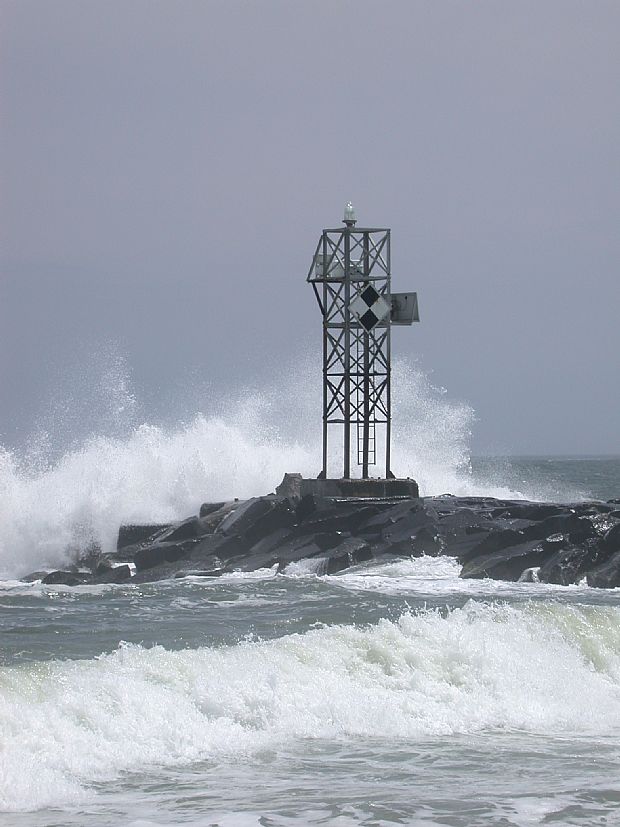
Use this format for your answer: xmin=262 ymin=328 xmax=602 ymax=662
xmin=1 ymin=602 xmax=620 ymax=811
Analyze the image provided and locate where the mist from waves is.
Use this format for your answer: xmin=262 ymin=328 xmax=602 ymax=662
xmin=0 ymin=350 xmax=567 ymax=578
xmin=2 ymin=600 xmax=620 ymax=812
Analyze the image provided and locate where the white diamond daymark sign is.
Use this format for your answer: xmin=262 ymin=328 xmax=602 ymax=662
xmin=350 ymin=285 xmax=391 ymax=331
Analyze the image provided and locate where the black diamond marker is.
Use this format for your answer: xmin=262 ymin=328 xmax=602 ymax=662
xmin=360 ymin=309 xmax=377 ymax=331
xmin=360 ymin=285 xmax=379 ymax=306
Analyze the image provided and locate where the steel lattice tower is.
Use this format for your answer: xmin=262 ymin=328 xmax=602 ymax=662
xmin=307 ymin=204 xmax=418 ymax=480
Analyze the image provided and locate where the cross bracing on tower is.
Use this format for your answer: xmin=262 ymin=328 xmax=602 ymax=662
xmin=307 ymin=204 xmax=418 ymax=480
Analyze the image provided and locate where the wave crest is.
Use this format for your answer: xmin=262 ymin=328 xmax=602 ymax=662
xmin=2 ymin=602 xmax=620 ymax=811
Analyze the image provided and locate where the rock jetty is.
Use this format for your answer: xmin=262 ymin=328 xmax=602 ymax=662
xmin=29 ymin=487 xmax=620 ymax=588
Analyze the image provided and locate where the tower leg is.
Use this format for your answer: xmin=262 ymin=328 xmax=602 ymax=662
xmin=362 ymin=331 xmax=370 ymax=479
xmin=319 ymin=417 xmax=327 ymax=479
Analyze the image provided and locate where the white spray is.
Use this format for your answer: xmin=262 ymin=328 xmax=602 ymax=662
xmin=0 ymin=352 xmax=526 ymax=578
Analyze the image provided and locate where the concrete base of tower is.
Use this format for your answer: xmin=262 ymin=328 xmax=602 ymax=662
xmin=276 ymin=473 xmax=419 ymax=500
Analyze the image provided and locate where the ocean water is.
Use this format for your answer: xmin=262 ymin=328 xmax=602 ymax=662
xmin=1 ymin=361 xmax=619 ymax=826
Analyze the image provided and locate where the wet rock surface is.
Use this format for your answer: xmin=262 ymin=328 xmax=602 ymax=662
xmin=25 ymin=491 xmax=620 ymax=588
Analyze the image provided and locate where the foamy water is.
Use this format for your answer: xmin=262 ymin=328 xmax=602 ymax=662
xmin=2 ymin=357 xmax=619 ymax=826
xmin=2 ymin=600 xmax=620 ymax=812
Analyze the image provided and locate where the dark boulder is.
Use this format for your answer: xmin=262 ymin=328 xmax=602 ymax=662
xmin=381 ymin=507 xmax=439 ymax=551
xmin=218 ymin=496 xmax=295 ymax=543
xmin=116 ymin=502 xmax=249 ymax=570
xmin=295 ymin=493 xmax=321 ymax=523
xmin=134 ymin=539 xmax=197 ymax=571
xmin=410 ymin=525 xmax=443 ymax=556
xmin=41 ymin=570 xmax=92 ymax=586
xmin=21 ymin=570 xmax=50 ymax=583
xmin=93 ymin=564 xmax=133 ymax=584
xmin=231 ymin=531 xmax=356 ymax=573
xmin=587 ymin=550 xmax=620 ymax=588
xmin=134 ymin=534 xmax=244 ymax=576
xmin=460 ymin=540 xmax=556 ymax=581
xmin=245 ymin=498 xmax=296 ymax=543
xmin=198 ymin=501 xmax=228 ymax=518
xmin=117 ymin=524 xmax=172 ymax=551
xmin=147 ymin=516 xmax=210 ymax=545
xmin=457 ymin=528 xmax=527 ymax=565
xmin=521 ymin=513 xmax=596 ymax=545
xmin=356 ymin=499 xmax=423 ymax=537
xmin=436 ymin=507 xmax=491 ymax=530
xmin=324 ymin=537 xmax=373 ymax=574
xmin=296 ymin=502 xmax=383 ymax=536
xmin=197 ymin=501 xmax=241 ymax=532
xmin=247 ymin=527 xmax=296 ymax=557
xmin=276 ymin=472 xmax=303 ymax=499
xmin=218 ymin=497 xmax=276 ymax=536
xmin=600 ymin=522 xmax=620 ymax=554
xmin=310 ymin=531 xmax=353 ymax=551
xmin=439 ymin=525 xmax=492 ymax=560
xmin=189 ymin=533 xmax=249 ymax=565
xmin=425 ymin=504 xmax=494 ymax=559
xmin=488 ymin=502 xmax=566 ymax=521
xmin=352 ymin=498 xmax=442 ymax=555
xmin=231 ymin=534 xmax=322 ymax=572
xmin=538 ymin=540 xmax=602 ymax=586
xmin=296 ymin=492 xmax=397 ymax=527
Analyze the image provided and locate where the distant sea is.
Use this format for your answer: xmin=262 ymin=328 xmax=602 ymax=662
xmin=470 ymin=454 xmax=620 ymax=503
xmin=1 ymin=454 xmax=619 ymax=826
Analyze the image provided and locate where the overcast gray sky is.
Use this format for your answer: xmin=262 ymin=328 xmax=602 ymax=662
xmin=1 ymin=0 xmax=619 ymax=456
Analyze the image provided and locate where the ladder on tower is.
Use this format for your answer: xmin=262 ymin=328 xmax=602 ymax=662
xmin=355 ymin=335 xmax=376 ymax=467
xmin=357 ymin=418 xmax=376 ymax=467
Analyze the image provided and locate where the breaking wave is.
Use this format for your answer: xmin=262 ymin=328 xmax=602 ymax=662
xmin=2 ymin=601 xmax=620 ymax=811
xmin=0 ymin=353 xmax=530 ymax=578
